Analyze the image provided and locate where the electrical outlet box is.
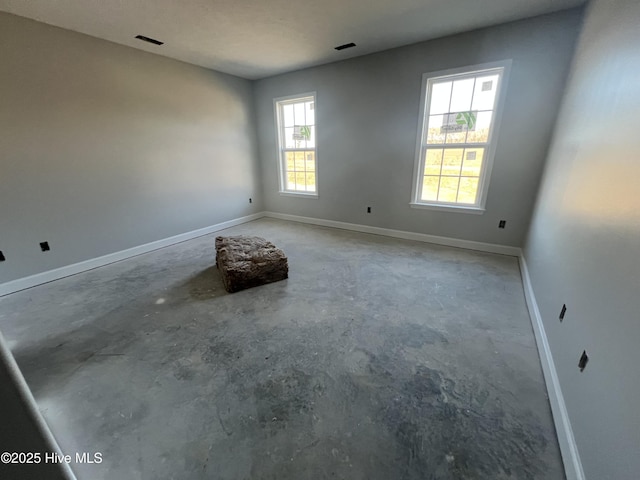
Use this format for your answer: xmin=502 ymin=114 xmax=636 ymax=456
xmin=0 ymin=251 xmax=5 ymax=262
xmin=579 ymin=350 xmax=589 ymax=372
xmin=559 ymin=304 xmax=567 ymax=321
xmin=40 ymin=242 xmax=50 ymax=252
xmin=367 ymin=207 xmax=371 ymax=213
xmin=249 ymin=198 xmax=253 ymax=204
xmin=498 ymin=220 xmax=506 ymax=229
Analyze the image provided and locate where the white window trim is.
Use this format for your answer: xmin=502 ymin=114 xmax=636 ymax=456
xmin=274 ymin=92 xmax=318 ymax=198
xmin=410 ymin=60 xmax=511 ymax=214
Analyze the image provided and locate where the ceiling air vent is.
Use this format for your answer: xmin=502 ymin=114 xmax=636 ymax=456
xmin=135 ymin=35 xmax=164 ymax=46
xmin=335 ymin=42 xmax=356 ymax=51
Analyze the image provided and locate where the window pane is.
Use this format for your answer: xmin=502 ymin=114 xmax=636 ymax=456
xmin=294 ymin=151 xmax=305 ymax=171
xmin=426 ymin=115 xmax=446 ymax=144
xmin=294 ymin=102 xmax=305 ymax=125
xmin=441 ymin=111 xmax=477 ymax=144
xmin=284 ymin=127 xmax=296 ymax=148
xmin=461 ymin=148 xmax=484 ymax=177
xmin=305 ymin=101 xmax=315 ymax=125
xmin=305 ymin=125 xmax=315 ymax=149
xmin=438 ymin=177 xmax=460 ymax=202
xmin=286 ymin=151 xmax=295 ymax=171
xmin=295 ymin=172 xmax=306 ymax=190
xmin=429 ymin=81 xmax=452 ymax=115
xmin=305 ymin=151 xmax=316 ymax=171
xmin=445 ymin=125 xmax=468 ymax=144
xmin=424 ymin=149 xmax=443 ymax=175
xmin=472 ymin=74 xmax=499 ymax=111
xmin=449 ymin=78 xmax=475 ymax=112
xmin=421 ymin=176 xmax=440 ymax=201
xmin=441 ymin=149 xmax=463 ymax=176
xmin=289 ymin=125 xmax=313 ymax=149
xmin=290 ymin=126 xmax=305 ymax=148
xmin=305 ymin=173 xmax=316 ymax=191
xmin=467 ymin=111 xmax=493 ymax=143
xmin=283 ymin=104 xmax=295 ymax=127
xmin=286 ymin=172 xmax=296 ymax=190
xmin=457 ymin=177 xmax=479 ymax=204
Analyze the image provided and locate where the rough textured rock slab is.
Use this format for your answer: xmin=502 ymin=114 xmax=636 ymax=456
xmin=215 ymin=236 xmax=288 ymax=293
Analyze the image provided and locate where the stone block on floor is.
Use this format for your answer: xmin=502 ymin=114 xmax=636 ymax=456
xmin=215 ymin=235 xmax=288 ymax=293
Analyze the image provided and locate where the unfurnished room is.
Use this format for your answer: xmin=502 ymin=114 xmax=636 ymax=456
xmin=0 ymin=0 xmax=638 ymax=479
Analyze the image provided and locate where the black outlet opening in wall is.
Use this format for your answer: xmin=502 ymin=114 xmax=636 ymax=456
xmin=579 ymin=350 xmax=589 ymax=371
xmin=0 ymin=251 xmax=5 ymax=262
xmin=40 ymin=242 xmax=50 ymax=252
xmin=135 ymin=35 xmax=164 ymax=46
xmin=335 ymin=42 xmax=356 ymax=51
xmin=367 ymin=207 xmax=371 ymax=213
xmin=249 ymin=198 xmax=253 ymax=204
xmin=560 ymin=304 xmax=567 ymax=321
xmin=498 ymin=220 xmax=506 ymax=229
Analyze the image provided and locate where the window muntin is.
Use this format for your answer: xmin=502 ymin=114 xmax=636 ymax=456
xmin=413 ymin=65 xmax=507 ymax=209
xmin=275 ymin=94 xmax=317 ymax=195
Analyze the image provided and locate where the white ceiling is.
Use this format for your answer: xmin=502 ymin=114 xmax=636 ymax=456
xmin=0 ymin=0 xmax=584 ymax=79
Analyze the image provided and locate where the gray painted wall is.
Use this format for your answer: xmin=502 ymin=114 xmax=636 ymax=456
xmin=0 ymin=13 xmax=261 ymax=284
xmin=253 ymin=9 xmax=584 ymax=247
xmin=524 ymin=0 xmax=640 ymax=478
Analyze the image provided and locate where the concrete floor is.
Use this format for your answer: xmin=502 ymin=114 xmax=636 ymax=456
xmin=0 ymin=218 xmax=564 ymax=480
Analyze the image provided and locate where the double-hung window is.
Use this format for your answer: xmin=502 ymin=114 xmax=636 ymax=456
xmin=275 ymin=93 xmax=317 ymax=196
xmin=411 ymin=61 xmax=510 ymax=212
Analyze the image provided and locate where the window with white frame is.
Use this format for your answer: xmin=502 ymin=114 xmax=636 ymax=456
xmin=275 ymin=93 xmax=317 ymax=195
xmin=411 ymin=62 xmax=509 ymax=211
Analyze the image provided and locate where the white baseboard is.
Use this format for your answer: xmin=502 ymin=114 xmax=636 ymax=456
xmin=0 ymin=213 xmax=265 ymax=297
xmin=264 ymin=211 xmax=521 ymax=257
xmin=1 ymin=210 xmax=517 ymax=297
xmin=519 ymin=255 xmax=585 ymax=480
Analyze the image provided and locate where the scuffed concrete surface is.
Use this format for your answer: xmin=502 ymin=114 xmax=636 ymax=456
xmin=0 ymin=218 xmax=564 ymax=479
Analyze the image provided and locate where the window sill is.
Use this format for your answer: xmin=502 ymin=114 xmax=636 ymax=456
xmin=279 ymin=191 xmax=318 ymax=199
xmin=410 ymin=202 xmax=485 ymax=215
